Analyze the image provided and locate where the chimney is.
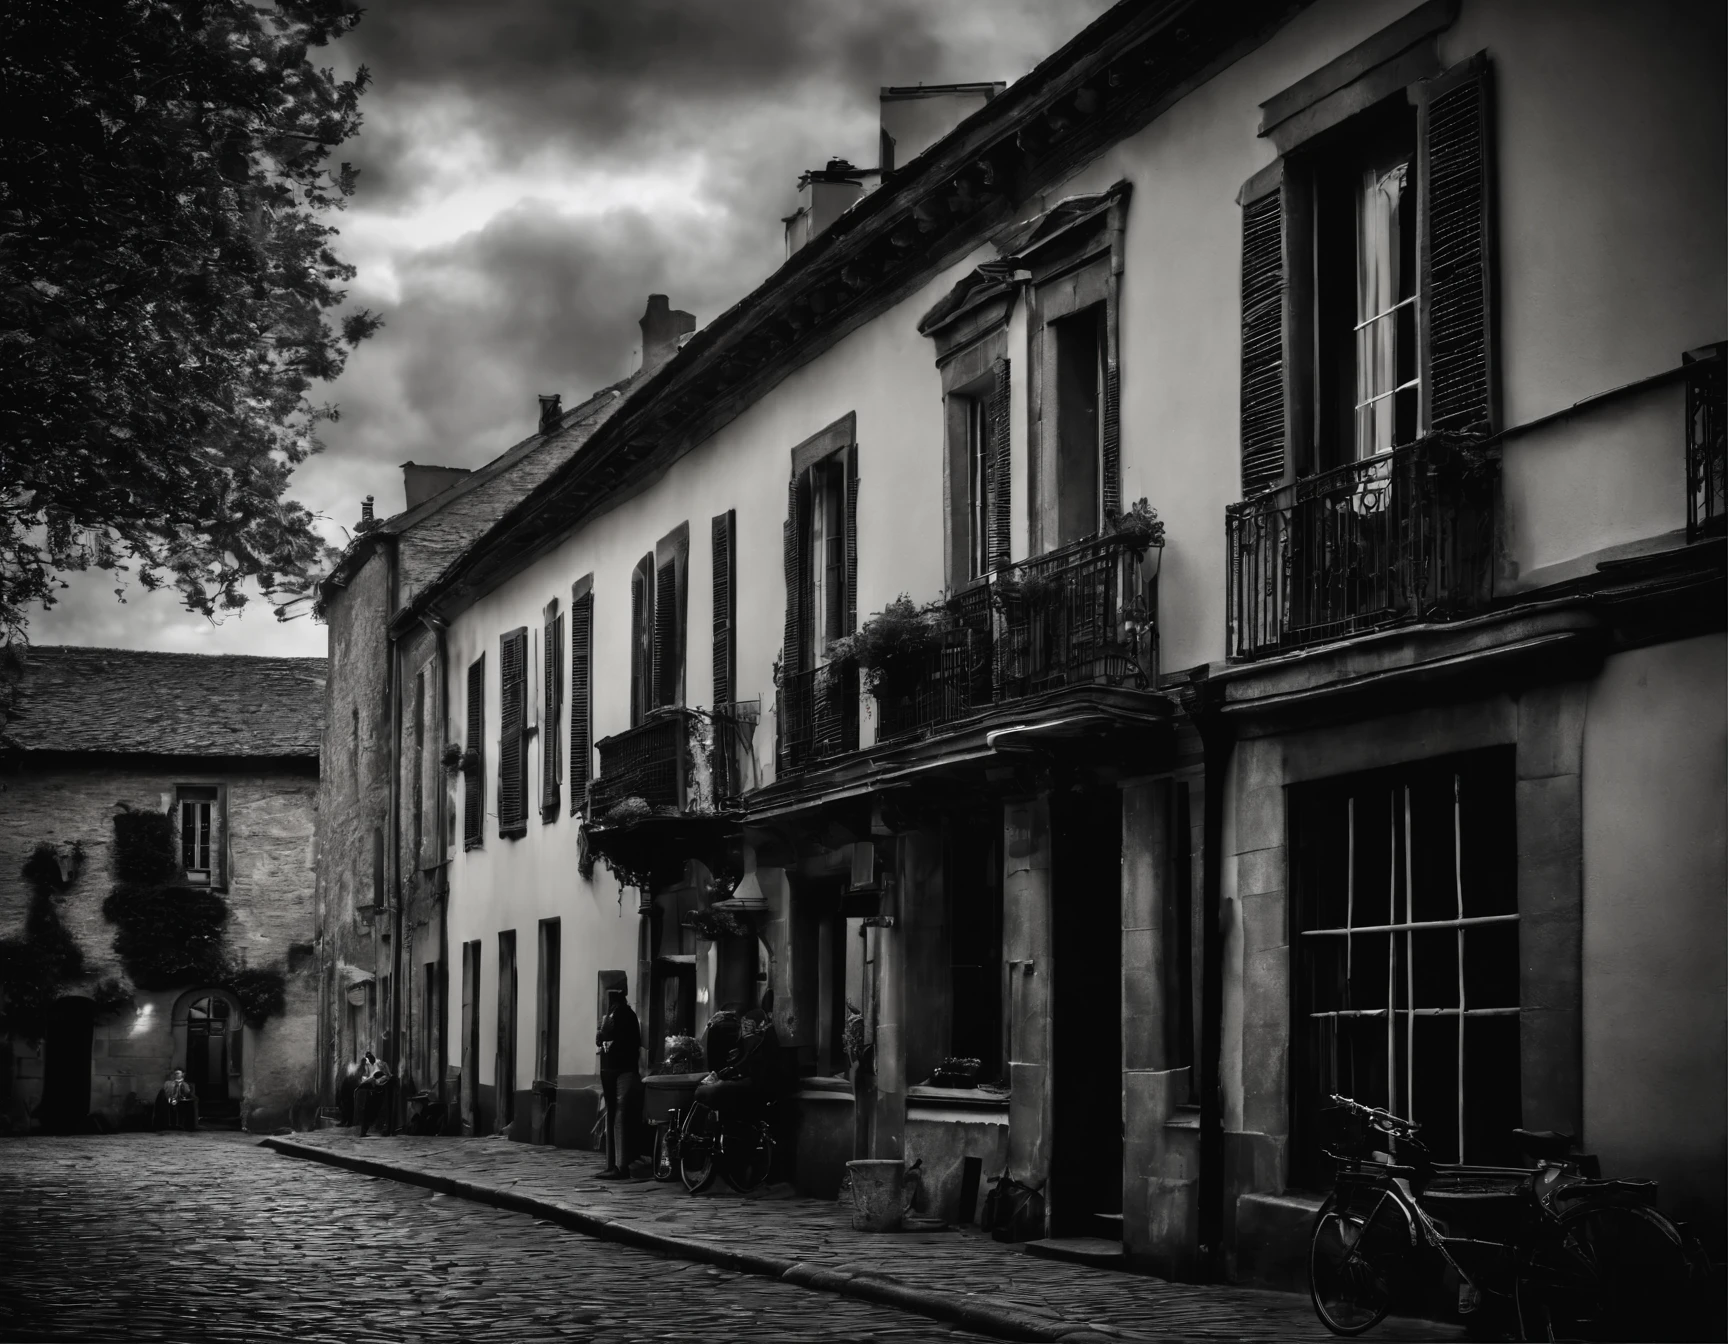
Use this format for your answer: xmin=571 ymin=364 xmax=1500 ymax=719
xmin=639 ymin=295 xmax=696 ymax=376
xmin=401 ymin=462 xmax=473 ymax=511
xmin=538 ymin=393 xmax=562 ymax=434
xmin=784 ymin=158 xmax=867 ymax=259
xmin=361 ymin=496 xmax=373 ymax=523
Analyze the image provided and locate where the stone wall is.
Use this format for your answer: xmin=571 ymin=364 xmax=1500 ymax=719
xmin=0 ymin=760 xmax=319 ymax=1130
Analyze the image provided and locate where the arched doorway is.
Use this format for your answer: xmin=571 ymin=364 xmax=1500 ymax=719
xmin=40 ymin=996 xmax=95 ymax=1134
xmin=177 ymin=990 xmax=242 ymax=1121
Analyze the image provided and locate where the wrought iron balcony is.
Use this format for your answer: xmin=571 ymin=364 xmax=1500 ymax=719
xmin=1225 ymin=436 xmax=1497 ymax=661
xmin=777 ymin=662 xmax=859 ymax=774
xmin=873 ymin=584 xmax=995 ymax=743
xmin=590 ymin=702 xmax=759 ymax=822
xmin=994 ymin=532 xmax=1153 ymax=700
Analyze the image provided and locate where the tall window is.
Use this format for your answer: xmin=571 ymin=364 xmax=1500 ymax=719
xmin=1291 ymin=748 xmax=1519 ymax=1183
xmin=568 ymin=578 xmax=593 ymax=809
xmin=497 ymin=628 xmax=529 ymax=837
xmin=807 ymin=454 xmax=848 ymax=666
xmin=1052 ymin=304 xmax=1104 ymax=548
xmin=964 ymin=396 xmax=990 ymax=579
xmin=1314 ymin=102 xmax=1418 ymax=466
xmin=630 ymin=553 xmax=654 ymax=726
xmin=177 ymin=785 xmax=219 ymax=885
xmin=540 ymin=599 xmax=564 ymax=821
xmin=412 ymin=671 xmax=425 ymax=860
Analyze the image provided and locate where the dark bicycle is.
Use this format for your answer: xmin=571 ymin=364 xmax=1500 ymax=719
xmin=675 ymin=1097 xmax=774 ymax=1195
xmin=1310 ymin=1093 xmax=1705 ymax=1341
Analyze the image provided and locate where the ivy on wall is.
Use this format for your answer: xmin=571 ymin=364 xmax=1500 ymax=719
xmin=0 ymin=842 xmax=132 ymax=1042
xmin=102 ymin=808 xmax=289 ymax=1026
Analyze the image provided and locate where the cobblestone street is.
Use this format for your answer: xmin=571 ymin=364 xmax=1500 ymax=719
xmin=0 ymin=1134 xmax=993 ymax=1343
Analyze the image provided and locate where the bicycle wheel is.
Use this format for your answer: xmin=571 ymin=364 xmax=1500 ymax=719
xmin=679 ymin=1121 xmax=718 ymax=1194
xmin=722 ymin=1126 xmax=774 ymax=1194
xmin=1310 ymin=1187 xmax=1417 ymax=1336
xmin=1517 ymin=1199 xmax=1692 ymax=1342
xmin=651 ymin=1121 xmax=679 ymax=1183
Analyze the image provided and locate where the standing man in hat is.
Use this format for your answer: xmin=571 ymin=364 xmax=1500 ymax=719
xmin=596 ymin=986 xmax=641 ymax=1178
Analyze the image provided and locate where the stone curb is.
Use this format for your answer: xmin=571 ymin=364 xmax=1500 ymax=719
xmin=261 ymin=1138 xmax=1148 ymax=1343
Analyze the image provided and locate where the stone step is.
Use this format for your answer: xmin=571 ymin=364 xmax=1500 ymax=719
xmin=1021 ymin=1236 xmax=1127 ymax=1269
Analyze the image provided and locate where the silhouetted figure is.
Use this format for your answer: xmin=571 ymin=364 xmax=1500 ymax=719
xmin=355 ymin=1051 xmax=395 ymax=1137
xmin=596 ymin=988 xmax=641 ymax=1178
xmin=694 ymin=1009 xmax=778 ymax=1120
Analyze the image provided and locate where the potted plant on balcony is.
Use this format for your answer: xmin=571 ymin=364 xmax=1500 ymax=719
xmin=829 ymin=594 xmax=942 ymax=702
xmin=1104 ymin=497 xmax=1166 ymax=553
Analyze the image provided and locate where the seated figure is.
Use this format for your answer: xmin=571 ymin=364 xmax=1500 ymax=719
xmin=693 ymin=1009 xmax=779 ymax=1121
xmin=153 ymin=1069 xmax=198 ymax=1131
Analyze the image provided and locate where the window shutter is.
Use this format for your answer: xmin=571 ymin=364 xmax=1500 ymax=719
xmin=1239 ymin=184 xmax=1288 ymax=495
xmin=781 ymin=477 xmax=806 ymax=679
xmin=497 ymin=628 xmax=527 ymax=837
xmin=987 ymin=357 xmax=1012 ymax=570
xmin=653 ymin=559 xmax=679 ymax=707
xmin=464 ymin=656 xmax=485 ymax=849
xmin=629 ymin=558 xmax=650 ymax=725
xmin=1418 ymin=55 xmax=1497 ymax=436
xmin=844 ymin=451 xmax=859 ymax=635
xmin=1101 ymin=362 xmax=1121 ymax=518
xmin=569 ymin=588 xmax=592 ymax=808
xmin=541 ymin=601 xmax=562 ymax=819
xmin=711 ymin=510 xmax=736 ymax=707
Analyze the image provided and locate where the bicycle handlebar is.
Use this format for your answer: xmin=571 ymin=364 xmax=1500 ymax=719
xmin=1329 ymin=1093 xmax=1422 ymax=1136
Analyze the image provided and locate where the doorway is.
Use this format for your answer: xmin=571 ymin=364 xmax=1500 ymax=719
xmin=185 ymin=993 xmax=240 ymax=1121
xmin=40 ymin=997 xmax=95 ymax=1133
xmin=497 ymin=930 xmax=518 ymax=1132
xmin=1049 ymin=784 xmax=1124 ymax=1239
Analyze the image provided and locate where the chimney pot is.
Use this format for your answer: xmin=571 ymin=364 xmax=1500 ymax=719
xmin=538 ymin=393 xmax=562 ymax=434
xmin=361 ymin=496 xmax=374 ymax=522
xmin=639 ymin=295 xmax=697 ymax=376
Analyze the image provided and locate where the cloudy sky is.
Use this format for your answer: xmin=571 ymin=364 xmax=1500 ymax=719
xmin=33 ymin=0 xmax=1114 ymax=659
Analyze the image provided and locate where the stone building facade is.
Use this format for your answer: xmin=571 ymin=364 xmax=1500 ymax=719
xmin=0 ymin=647 xmax=324 ymax=1132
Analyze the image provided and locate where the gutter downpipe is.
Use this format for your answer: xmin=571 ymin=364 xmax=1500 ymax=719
xmin=420 ymin=611 xmax=451 ymax=1127
xmin=386 ymin=539 xmax=405 ymax=1132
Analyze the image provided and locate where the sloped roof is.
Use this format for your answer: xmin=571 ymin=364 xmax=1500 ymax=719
xmin=3 ymin=646 xmax=326 ymax=759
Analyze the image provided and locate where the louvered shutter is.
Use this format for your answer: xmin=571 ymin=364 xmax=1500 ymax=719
xmin=1101 ymin=362 xmax=1121 ymax=518
xmin=1418 ymin=55 xmax=1497 ymax=436
xmin=711 ymin=510 xmax=736 ymax=707
xmin=541 ymin=601 xmax=562 ymax=819
xmin=653 ymin=559 xmax=679 ymax=707
xmin=568 ymin=588 xmax=592 ymax=809
xmin=463 ymin=656 xmax=485 ymax=849
xmin=987 ymin=358 xmax=1012 ymax=570
xmin=781 ymin=476 xmax=807 ymax=678
xmin=629 ymin=558 xmax=649 ymax=725
xmin=1239 ymin=185 xmax=1288 ymax=495
xmin=844 ymin=450 xmax=859 ymax=635
xmin=497 ymin=627 xmax=527 ymax=837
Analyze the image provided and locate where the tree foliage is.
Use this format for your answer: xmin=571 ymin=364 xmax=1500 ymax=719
xmin=0 ymin=0 xmax=378 ymax=647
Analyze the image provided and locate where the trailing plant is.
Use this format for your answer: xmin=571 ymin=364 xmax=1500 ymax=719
xmin=682 ymin=907 xmax=746 ymax=941
xmin=111 ymin=808 xmax=178 ymax=886
xmin=829 ymin=594 xmax=947 ymax=694
xmin=989 ymin=566 xmax=1065 ymax=613
xmin=1104 ymin=496 xmax=1166 ymax=552
xmin=90 ymin=978 xmax=135 ymax=1022
xmin=0 ymin=842 xmax=92 ymax=1042
xmin=104 ymin=884 xmax=230 ymax=991
xmin=225 ymin=967 xmax=287 ymax=1026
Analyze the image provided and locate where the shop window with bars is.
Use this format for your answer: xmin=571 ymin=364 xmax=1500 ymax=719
xmin=1290 ymin=747 xmax=1519 ymax=1185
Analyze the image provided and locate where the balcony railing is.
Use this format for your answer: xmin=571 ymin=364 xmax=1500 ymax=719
xmin=1225 ymin=437 xmax=1497 ymax=661
xmin=591 ymin=703 xmax=760 ymax=820
xmin=777 ymin=662 xmax=858 ymax=774
xmin=995 ymin=532 xmax=1151 ymax=700
xmin=1687 ymin=344 xmax=1726 ymax=542
xmin=869 ymin=535 xmax=1155 ymax=748
xmin=591 ymin=709 xmax=693 ymax=819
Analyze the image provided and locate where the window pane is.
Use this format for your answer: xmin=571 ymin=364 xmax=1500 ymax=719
xmin=1353 ymin=159 xmax=1414 ymax=458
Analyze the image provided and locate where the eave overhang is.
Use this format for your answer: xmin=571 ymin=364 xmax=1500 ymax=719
xmin=391 ymin=0 xmax=1312 ymax=636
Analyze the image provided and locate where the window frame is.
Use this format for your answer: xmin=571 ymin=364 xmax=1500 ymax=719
xmin=174 ymin=783 xmax=226 ymax=890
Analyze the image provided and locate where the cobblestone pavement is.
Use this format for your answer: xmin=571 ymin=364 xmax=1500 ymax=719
xmin=274 ymin=1131 xmax=1461 ymax=1343
xmin=0 ymin=1133 xmax=996 ymax=1343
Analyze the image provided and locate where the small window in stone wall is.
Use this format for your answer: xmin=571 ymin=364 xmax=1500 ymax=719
xmin=175 ymin=784 xmax=224 ymax=889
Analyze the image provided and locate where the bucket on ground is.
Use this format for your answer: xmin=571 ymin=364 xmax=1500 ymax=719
xmin=846 ymin=1158 xmax=919 ymax=1232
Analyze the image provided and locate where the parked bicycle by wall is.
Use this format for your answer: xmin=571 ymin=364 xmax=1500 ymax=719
xmin=1309 ymin=1093 xmax=1711 ymax=1341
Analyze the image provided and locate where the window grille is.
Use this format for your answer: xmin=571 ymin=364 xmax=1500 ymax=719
xmin=1292 ymin=748 xmax=1519 ymax=1183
